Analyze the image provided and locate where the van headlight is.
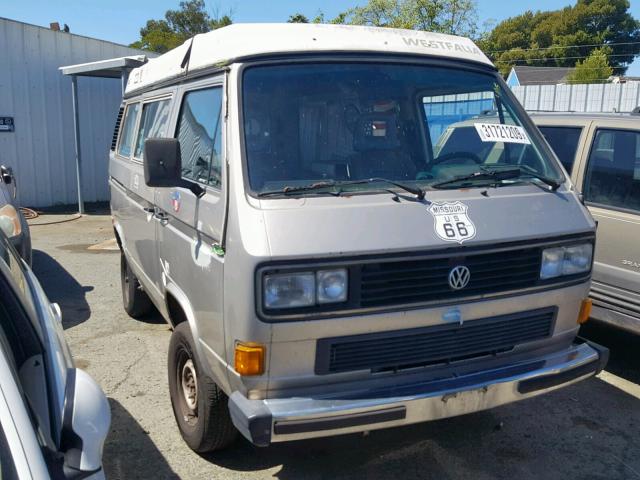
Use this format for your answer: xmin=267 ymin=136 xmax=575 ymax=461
xmin=316 ymin=269 xmax=348 ymax=304
xmin=263 ymin=269 xmax=348 ymax=309
xmin=540 ymin=244 xmax=593 ymax=280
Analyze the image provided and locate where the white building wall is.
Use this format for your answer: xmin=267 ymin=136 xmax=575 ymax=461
xmin=511 ymin=81 xmax=640 ymax=114
xmin=0 ymin=18 xmax=150 ymax=207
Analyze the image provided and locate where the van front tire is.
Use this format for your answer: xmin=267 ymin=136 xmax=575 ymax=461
xmin=168 ymin=322 xmax=238 ymax=452
xmin=120 ymin=253 xmax=153 ymax=318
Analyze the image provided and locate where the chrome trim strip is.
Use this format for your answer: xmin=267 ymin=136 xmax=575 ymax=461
xmin=591 ymin=304 xmax=640 ymax=334
xmin=274 ymin=406 xmax=406 ymax=435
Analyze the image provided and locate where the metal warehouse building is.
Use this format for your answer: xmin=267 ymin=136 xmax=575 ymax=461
xmin=0 ymin=17 xmax=152 ymax=208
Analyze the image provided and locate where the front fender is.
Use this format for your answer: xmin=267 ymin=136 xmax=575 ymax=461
xmin=163 ymin=281 xmax=231 ymax=392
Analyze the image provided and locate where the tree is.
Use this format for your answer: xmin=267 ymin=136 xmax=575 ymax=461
xmin=309 ymin=11 xmax=347 ymax=24
xmin=566 ymin=47 xmax=614 ymax=83
xmin=130 ymin=19 xmax=183 ymax=53
xmin=479 ymin=0 xmax=640 ymax=77
xmin=130 ymin=0 xmax=232 ymax=53
xmin=335 ymin=0 xmax=479 ymax=37
xmin=288 ymin=13 xmax=309 ymax=23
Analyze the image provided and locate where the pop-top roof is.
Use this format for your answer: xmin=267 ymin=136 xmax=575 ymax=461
xmin=125 ymin=23 xmax=493 ymax=95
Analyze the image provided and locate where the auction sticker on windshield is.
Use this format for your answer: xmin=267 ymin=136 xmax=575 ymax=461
xmin=474 ymin=123 xmax=531 ymax=145
xmin=428 ymin=201 xmax=477 ymax=244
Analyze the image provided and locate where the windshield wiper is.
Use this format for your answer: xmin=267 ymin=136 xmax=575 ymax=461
xmin=431 ymin=166 xmax=562 ymax=191
xmin=364 ymin=178 xmax=425 ymax=199
xmin=257 ymin=181 xmax=343 ymax=197
xmin=257 ymin=178 xmax=425 ymax=200
xmin=517 ymin=164 xmax=562 ymax=191
xmin=430 ymin=168 xmax=522 ymax=189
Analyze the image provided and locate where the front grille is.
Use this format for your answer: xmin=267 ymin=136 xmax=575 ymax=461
xmin=315 ymin=307 xmax=556 ymax=374
xmin=359 ymin=247 xmax=542 ymax=308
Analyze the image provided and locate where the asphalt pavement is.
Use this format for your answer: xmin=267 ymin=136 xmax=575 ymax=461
xmin=30 ymin=213 xmax=640 ymax=480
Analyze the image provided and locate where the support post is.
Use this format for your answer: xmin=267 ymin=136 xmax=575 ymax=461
xmin=121 ymin=70 xmax=129 ymax=96
xmin=71 ymin=75 xmax=84 ymax=214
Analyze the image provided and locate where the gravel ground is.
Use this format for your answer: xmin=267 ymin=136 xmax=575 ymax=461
xmin=30 ymin=213 xmax=640 ymax=480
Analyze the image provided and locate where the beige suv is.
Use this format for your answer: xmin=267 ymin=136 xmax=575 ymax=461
xmin=533 ymin=113 xmax=640 ymax=334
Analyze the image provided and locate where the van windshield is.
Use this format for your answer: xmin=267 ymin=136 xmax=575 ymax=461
xmin=242 ymin=63 xmax=563 ymax=195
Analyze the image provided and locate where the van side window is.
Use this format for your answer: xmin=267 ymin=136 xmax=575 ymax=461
xmin=133 ymin=99 xmax=172 ymax=160
xmin=584 ymin=128 xmax=640 ymax=212
xmin=538 ymin=126 xmax=582 ymax=173
xmin=117 ymin=103 xmax=139 ymax=157
xmin=176 ymin=87 xmax=223 ymax=187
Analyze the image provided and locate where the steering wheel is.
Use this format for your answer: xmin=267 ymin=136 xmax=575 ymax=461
xmin=432 ymin=151 xmax=483 ymax=165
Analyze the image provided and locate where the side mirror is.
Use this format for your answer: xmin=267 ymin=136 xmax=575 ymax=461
xmin=143 ymin=138 xmax=181 ymax=188
xmin=144 ymin=138 xmax=203 ymax=197
xmin=61 ymin=369 xmax=111 ymax=478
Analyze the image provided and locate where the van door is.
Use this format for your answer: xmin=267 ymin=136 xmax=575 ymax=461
xmin=155 ymin=80 xmax=227 ymax=378
xmin=123 ymin=95 xmax=174 ymax=299
xmin=580 ymin=126 xmax=640 ymax=318
xmin=111 ymin=101 xmax=159 ymax=293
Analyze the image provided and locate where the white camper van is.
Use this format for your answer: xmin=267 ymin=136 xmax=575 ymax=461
xmin=110 ymin=24 xmax=607 ymax=451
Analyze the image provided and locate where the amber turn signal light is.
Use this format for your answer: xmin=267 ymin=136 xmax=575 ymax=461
xmin=234 ymin=342 xmax=265 ymax=376
xmin=577 ymin=298 xmax=592 ymax=325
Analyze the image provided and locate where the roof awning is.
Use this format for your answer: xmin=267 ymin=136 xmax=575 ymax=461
xmin=59 ymin=55 xmax=147 ymax=78
xmin=59 ymin=55 xmax=149 ymax=215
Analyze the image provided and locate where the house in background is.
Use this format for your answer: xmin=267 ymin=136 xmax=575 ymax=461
xmin=506 ymin=66 xmax=576 ymax=87
xmin=0 ymin=17 xmax=154 ymax=208
xmin=609 ymin=75 xmax=640 ymax=84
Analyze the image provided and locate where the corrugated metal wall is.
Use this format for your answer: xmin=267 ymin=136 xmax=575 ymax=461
xmin=511 ymin=82 xmax=640 ymax=113
xmin=0 ymin=18 xmax=149 ymax=208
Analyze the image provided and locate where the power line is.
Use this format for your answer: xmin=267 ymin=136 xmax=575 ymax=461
xmin=499 ymin=65 xmax=627 ymax=73
xmin=488 ymin=40 xmax=640 ymax=55
xmin=503 ymin=67 xmax=628 ymax=74
xmin=512 ymin=79 xmax=625 ymax=84
xmin=497 ymin=53 xmax=635 ymax=63
xmin=503 ymin=65 xmax=627 ymax=72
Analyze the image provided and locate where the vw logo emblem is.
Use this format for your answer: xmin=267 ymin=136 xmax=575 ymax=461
xmin=448 ymin=266 xmax=471 ymax=290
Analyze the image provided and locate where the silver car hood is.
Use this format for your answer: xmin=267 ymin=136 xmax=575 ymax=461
xmin=258 ymin=185 xmax=595 ymax=258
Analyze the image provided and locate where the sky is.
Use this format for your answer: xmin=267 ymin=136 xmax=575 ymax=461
xmin=2 ymin=0 xmax=640 ymax=75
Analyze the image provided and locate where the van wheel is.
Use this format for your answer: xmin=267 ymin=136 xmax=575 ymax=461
xmin=120 ymin=253 xmax=152 ymax=318
xmin=168 ymin=322 xmax=238 ymax=452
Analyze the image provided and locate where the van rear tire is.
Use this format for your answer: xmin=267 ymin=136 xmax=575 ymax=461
xmin=120 ymin=253 xmax=153 ymax=318
xmin=168 ymin=322 xmax=238 ymax=452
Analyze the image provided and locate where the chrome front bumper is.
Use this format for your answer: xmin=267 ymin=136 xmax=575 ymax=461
xmin=228 ymin=339 xmax=608 ymax=446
